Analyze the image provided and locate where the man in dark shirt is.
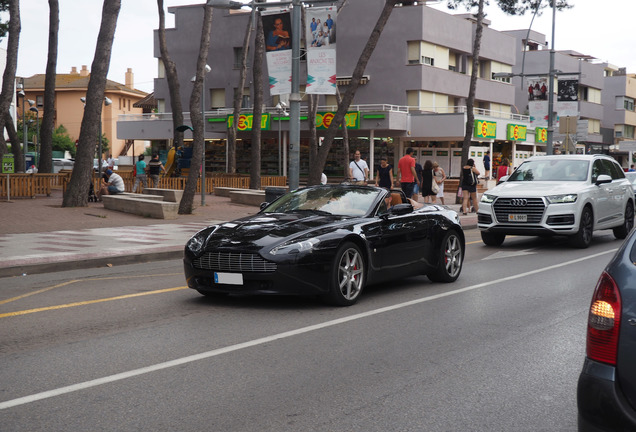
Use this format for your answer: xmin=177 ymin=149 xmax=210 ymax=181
xmin=147 ymin=154 xmax=166 ymax=187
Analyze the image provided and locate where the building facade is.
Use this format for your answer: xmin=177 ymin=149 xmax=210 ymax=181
xmin=22 ymin=66 xmax=149 ymax=159
xmin=118 ymin=1 xmax=554 ymax=179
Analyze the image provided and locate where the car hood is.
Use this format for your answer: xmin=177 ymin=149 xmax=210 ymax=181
xmin=487 ymin=181 xmax=588 ymax=196
xmin=204 ymin=211 xmax=350 ymax=252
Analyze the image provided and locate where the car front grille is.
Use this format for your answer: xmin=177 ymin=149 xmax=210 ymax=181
xmin=493 ymin=197 xmax=545 ymax=223
xmin=193 ymin=252 xmax=277 ymax=273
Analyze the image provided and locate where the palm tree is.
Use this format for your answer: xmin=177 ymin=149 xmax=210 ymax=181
xmin=178 ymin=4 xmax=213 ymax=214
xmin=38 ymin=0 xmax=59 ymax=174
xmin=308 ymin=0 xmax=400 ymax=185
xmin=249 ymin=5 xmax=266 ymax=190
xmin=0 ymin=0 xmax=20 ymax=171
xmin=157 ymin=0 xmax=185 ymax=159
xmin=62 ymin=0 xmax=121 ymax=207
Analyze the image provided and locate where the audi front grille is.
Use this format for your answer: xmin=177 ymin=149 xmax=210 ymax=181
xmin=493 ymin=197 xmax=545 ymax=223
xmin=193 ymin=252 xmax=277 ymax=273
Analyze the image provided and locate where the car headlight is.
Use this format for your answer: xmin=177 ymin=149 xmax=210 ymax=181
xmin=186 ymin=226 xmax=217 ymax=254
xmin=546 ymin=194 xmax=577 ymax=204
xmin=269 ymin=238 xmax=320 ymax=256
xmin=480 ymin=194 xmax=496 ymax=204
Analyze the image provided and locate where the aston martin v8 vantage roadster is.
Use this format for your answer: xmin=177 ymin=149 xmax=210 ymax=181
xmin=184 ymin=184 xmax=464 ymax=306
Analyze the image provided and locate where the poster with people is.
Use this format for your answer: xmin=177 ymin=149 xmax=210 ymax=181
xmin=527 ymin=78 xmax=549 ymax=127
xmin=262 ymin=9 xmax=292 ymax=95
xmin=305 ymin=6 xmax=337 ymax=95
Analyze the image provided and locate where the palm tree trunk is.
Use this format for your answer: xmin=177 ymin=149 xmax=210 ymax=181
xmin=178 ymin=4 xmax=213 ymax=214
xmin=0 ymin=0 xmax=21 ymax=170
xmin=157 ymin=0 xmax=185 ymax=155
xmin=63 ymin=0 xmax=121 ymax=207
xmin=250 ymin=8 xmax=265 ymax=190
xmin=39 ymin=0 xmax=59 ymax=174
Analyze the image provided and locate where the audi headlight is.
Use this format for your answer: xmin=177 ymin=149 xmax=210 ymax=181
xmin=269 ymin=238 xmax=320 ymax=256
xmin=480 ymin=194 xmax=496 ymax=204
xmin=546 ymin=194 xmax=577 ymax=204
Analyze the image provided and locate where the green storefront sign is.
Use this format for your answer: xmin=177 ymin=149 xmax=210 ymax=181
xmin=316 ymin=111 xmax=360 ymax=130
xmin=474 ymin=120 xmax=497 ymax=139
xmin=535 ymin=127 xmax=547 ymax=143
xmin=2 ymin=154 xmax=14 ymax=173
xmin=227 ymin=113 xmax=272 ymax=131
xmin=506 ymin=123 xmax=527 ymax=141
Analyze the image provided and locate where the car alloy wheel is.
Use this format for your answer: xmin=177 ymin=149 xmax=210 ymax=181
xmin=570 ymin=206 xmax=594 ymax=248
xmin=429 ymin=230 xmax=463 ymax=282
xmin=613 ymin=202 xmax=634 ymax=240
xmin=326 ymin=242 xmax=365 ymax=306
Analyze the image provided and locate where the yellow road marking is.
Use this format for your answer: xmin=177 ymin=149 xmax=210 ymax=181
xmin=0 ymin=273 xmax=181 ymax=306
xmin=0 ymin=286 xmax=188 ymax=319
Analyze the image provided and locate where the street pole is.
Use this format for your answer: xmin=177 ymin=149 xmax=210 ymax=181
xmin=546 ymin=0 xmax=556 ymax=155
xmin=20 ymin=79 xmax=27 ymax=171
xmin=201 ymin=69 xmax=208 ymax=206
xmin=288 ymin=0 xmax=301 ymax=190
xmin=30 ymin=107 xmax=39 ymax=167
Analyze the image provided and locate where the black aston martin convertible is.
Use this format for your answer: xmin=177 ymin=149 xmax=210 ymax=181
xmin=184 ymin=184 xmax=464 ymax=306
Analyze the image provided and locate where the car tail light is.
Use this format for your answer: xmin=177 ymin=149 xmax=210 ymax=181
xmin=586 ymin=271 xmax=622 ymax=365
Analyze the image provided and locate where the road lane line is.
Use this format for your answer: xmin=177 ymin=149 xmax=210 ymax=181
xmin=0 ymin=286 xmax=188 ymax=318
xmin=0 ymin=248 xmax=616 ymax=410
xmin=0 ymin=272 xmax=182 ymax=307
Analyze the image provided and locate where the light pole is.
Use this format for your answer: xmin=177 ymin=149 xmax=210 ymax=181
xmin=275 ymin=101 xmax=288 ymax=176
xmin=546 ymin=1 xmax=557 ymax=155
xmin=80 ymin=96 xmax=113 ymax=177
xmin=191 ymin=64 xmax=211 ymax=206
xmin=17 ymin=80 xmax=35 ymax=172
xmin=29 ymin=107 xmax=39 ymax=167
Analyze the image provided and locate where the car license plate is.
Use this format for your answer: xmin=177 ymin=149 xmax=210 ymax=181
xmin=509 ymin=214 xmax=527 ymax=222
xmin=214 ymin=272 xmax=243 ymax=285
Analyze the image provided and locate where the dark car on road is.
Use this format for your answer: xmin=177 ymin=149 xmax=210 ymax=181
xmin=184 ymin=184 xmax=465 ymax=306
xmin=577 ymin=227 xmax=636 ymax=431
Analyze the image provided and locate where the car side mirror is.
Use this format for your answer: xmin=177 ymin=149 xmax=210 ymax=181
xmin=595 ymin=174 xmax=612 ymax=186
xmin=497 ymin=175 xmax=509 ymax=185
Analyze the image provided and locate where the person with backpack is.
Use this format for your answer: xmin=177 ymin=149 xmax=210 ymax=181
xmin=461 ymin=158 xmax=480 ymax=215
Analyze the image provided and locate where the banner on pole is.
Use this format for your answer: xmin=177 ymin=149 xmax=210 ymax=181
xmin=262 ymin=9 xmax=292 ymax=96
xmin=305 ymin=6 xmax=336 ymax=94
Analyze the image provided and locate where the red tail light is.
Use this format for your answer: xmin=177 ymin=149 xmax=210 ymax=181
xmin=586 ymin=271 xmax=622 ymax=365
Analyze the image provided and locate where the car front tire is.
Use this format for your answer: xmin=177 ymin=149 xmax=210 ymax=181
xmin=325 ymin=242 xmax=365 ymax=306
xmin=428 ymin=230 xmax=463 ymax=283
xmin=612 ymin=202 xmax=634 ymax=240
xmin=570 ymin=206 xmax=593 ymax=248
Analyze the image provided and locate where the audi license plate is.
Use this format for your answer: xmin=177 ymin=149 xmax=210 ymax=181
xmin=214 ymin=272 xmax=243 ymax=285
xmin=508 ymin=214 xmax=527 ymax=222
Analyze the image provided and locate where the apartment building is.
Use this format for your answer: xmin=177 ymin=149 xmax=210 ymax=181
xmin=21 ymin=66 xmax=149 ymax=159
xmin=119 ymin=0 xmax=541 ymax=177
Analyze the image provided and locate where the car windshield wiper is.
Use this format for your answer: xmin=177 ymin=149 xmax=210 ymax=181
xmin=291 ymin=209 xmax=333 ymax=216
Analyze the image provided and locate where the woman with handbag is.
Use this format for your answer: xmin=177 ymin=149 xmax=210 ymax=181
xmin=432 ymin=161 xmax=446 ymax=204
xmin=461 ymin=158 xmax=480 ymax=215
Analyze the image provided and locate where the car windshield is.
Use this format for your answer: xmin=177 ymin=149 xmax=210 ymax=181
xmin=262 ymin=186 xmax=382 ymax=217
xmin=508 ymin=159 xmax=590 ymax=182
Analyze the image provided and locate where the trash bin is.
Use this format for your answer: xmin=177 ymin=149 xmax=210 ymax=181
xmin=265 ymin=187 xmax=287 ymax=203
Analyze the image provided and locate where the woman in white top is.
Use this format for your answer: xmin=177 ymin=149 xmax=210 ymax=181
xmin=433 ymin=161 xmax=446 ymax=205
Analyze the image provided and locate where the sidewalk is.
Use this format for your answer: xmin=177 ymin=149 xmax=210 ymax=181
xmin=0 ymin=188 xmax=477 ymax=278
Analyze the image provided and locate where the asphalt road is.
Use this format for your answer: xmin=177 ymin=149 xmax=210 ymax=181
xmin=0 ymin=228 xmax=623 ymax=431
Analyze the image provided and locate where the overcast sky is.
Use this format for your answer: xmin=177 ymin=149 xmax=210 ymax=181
xmin=7 ymin=0 xmax=636 ymax=94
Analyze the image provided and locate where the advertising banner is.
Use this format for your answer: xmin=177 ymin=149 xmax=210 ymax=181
xmin=305 ymin=6 xmax=337 ymax=94
xmin=316 ymin=111 xmax=360 ymax=130
xmin=473 ymin=120 xmax=497 ymax=139
xmin=557 ymin=76 xmax=579 ymax=122
xmin=527 ymin=78 xmax=549 ymax=127
xmin=506 ymin=124 xmax=527 ymax=141
xmin=262 ymin=9 xmax=292 ymax=96
xmin=227 ymin=113 xmax=271 ymax=131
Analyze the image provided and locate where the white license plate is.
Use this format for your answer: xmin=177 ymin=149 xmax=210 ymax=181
xmin=509 ymin=214 xmax=527 ymax=222
xmin=214 ymin=272 xmax=243 ymax=285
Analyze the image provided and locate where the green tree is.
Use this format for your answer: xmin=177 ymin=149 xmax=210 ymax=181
xmin=51 ymin=125 xmax=75 ymax=157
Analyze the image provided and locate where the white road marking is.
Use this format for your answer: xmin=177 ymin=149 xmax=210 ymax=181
xmin=483 ymin=248 xmax=537 ymax=260
xmin=0 ymin=248 xmax=616 ymax=410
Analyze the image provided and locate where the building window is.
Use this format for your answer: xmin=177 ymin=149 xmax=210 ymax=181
xmin=36 ymin=95 xmax=43 ymax=107
xmin=422 ymin=56 xmax=434 ymax=66
xmin=448 ymin=65 xmax=457 ymax=72
xmin=624 ymin=97 xmax=635 ymax=111
xmin=491 ymin=73 xmax=511 ymax=83
xmin=625 ymin=125 xmax=635 ymax=138
xmin=211 ymin=89 xmax=225 ymax=109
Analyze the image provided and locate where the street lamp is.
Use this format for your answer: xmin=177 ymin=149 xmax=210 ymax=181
xmin=29 ymin=107 xmax=39 ymax=167
xmin=80 ymin=96 xmax=113 ymax=177
xmin=275 ymin=101 xmax=288 ymax=176
xmin=191 ymin=64 xmax=212 ymax=206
